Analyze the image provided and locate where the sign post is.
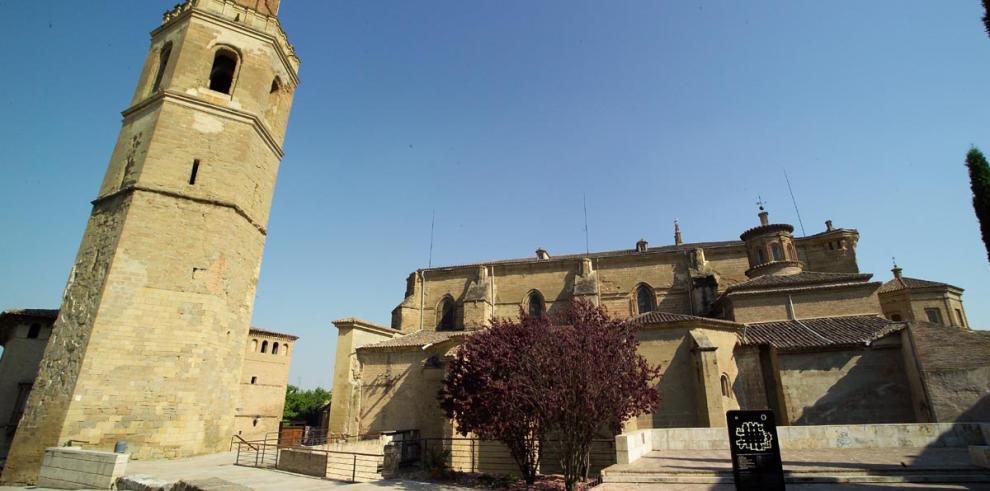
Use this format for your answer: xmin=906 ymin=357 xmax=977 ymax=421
xmin=726 ymin=410 xmax=785 ymax=490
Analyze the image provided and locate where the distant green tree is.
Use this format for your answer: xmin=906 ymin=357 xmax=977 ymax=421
xmin=966 ymin=147 xmax=990 ymax=262
xmin=283 ymin=385 xmax=331 ymax=426
xmin=983 ymin=0 xmax=990 ymax=37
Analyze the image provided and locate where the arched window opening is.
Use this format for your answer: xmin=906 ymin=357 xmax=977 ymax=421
xmin=272 ymin=342 xmax=279 ymax=355
xmin=756 ymin=247 xmax=767 ymax=264
xmin=437 ymin=297 xmax=456 ymax=331
xmin=260 ymin=340 xmax=268 ymax=353
xmin=270 ymin=77 xmax=281 ymax=94
xmin=209 ymin=49 xmax=238 ymax=94
xmin=528 ymin=291 xmax=545 ymax=318
xmin=27 ymin=323 xmax=41 ymax=339
xmin=251 ymin=339 xmax=258 ymax=352
xmin=152 ymin=42 xmax=172 ymax=93
xmin=636 ymin=284 xmax=655 ymax=314
xmin=720 ymin=373 xmax=731 ymax=398
xmin=282 ymin=344 xmax=289 ymax=356
xmin=771 ymin=243 xmax=784 ymax=261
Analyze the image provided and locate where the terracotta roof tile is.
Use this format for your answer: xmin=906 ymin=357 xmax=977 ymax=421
xmin=878 ymin=277 xmax=958 ymax=294
xmin=908 ymin=322 xmax=990 ymax=371
xmin=725 ymin=271 xmax=872 ymax=294
xmin=740 ymin=314 xmax=903 ymax=351
xmin=249 ymin=326 xmax=299 ymax=340
xmin=629 ymin=311 xmax=743 ymax=329
xmin=358 ymin=329 xmax=467 ymax=352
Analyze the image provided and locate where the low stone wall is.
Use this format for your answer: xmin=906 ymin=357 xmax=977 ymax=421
xmin=277 ymin=448 xmax=327 ymax=477
xmin=36 ymin=447 xmax=128 ymax=490
xmin=277 ymin=439 xmax=385 ymax=483
xmin=616 ymin=423 xmax=990 ymax=465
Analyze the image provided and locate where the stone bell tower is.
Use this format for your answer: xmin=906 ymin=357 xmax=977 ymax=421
xmin=2 ymin=0 xmax=299 ymax=483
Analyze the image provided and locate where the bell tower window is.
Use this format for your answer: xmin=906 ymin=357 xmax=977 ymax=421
xmin=209 ymin=49 xmax=238 ymax=94
xmin=152 ymin=42 xmax=172 ymax=93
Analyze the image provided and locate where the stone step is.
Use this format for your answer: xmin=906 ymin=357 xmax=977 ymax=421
xmin=602 ymin=468 xmax=990 ymax=484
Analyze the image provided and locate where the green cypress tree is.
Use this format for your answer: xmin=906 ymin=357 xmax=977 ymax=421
xmin=966 ymin=147 xmax=990 ymax=262
xmin=984 ymin=0 xmax=990 ymax=38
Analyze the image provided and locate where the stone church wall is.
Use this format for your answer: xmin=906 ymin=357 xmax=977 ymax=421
xmin=728 ymin=284 xmax=881 ymax=324
xmin=778 ymin=339 xmax=914 ymax=425
xmin=356 ymin=350 xmax=449 ymax=439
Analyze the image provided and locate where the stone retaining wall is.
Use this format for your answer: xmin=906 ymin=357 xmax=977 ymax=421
xmin=616 ymin=423 xmax=990 ymax=465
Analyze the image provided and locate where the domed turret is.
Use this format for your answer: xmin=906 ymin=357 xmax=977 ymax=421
xmin=740 ymin=203 xmax=803 ymax=278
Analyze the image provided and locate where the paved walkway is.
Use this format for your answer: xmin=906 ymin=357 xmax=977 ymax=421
xmin=1 ymin=452 xmax=471 ymax=491
xmin=605 ymin=447 xmax=983 ymax=475
xmin=598 ymin=484 xmax=990 ymax=490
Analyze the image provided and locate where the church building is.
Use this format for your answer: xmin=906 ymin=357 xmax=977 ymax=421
xmin=328 ymin=208 xmax=990 ymax=440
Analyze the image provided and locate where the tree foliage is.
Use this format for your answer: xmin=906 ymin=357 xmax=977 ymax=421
xmin=283 ymin=385 xmax=331 ymax=426
xmin=438 ymin=300 xmax=661 ymax=490
xmin=983 ymin=0 xmax=990 ymax=38
xmin=438 ymin=313 xmax=557 ymax=484
xmin=967 ymin=147 xmax=990 ymax=263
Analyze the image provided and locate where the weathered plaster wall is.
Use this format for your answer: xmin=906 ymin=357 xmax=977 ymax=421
xmin=778 ymin=340 xmax=914 ymax=425
xmin=732 ymin=346 xmax=769 ymax=410
xmin=355 ymin=349 xmax=449 ymax=439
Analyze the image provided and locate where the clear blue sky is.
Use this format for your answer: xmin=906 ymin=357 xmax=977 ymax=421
xmin=1 ymin=1 xmax=989 ymax=389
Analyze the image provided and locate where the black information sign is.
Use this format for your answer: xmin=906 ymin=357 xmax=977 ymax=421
xmin=726 ymin=410 xmax=785 ymax=490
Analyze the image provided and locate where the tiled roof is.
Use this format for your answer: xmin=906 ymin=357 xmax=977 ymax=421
xmin=908 ymin=322 xmax=990 ymax=371
xmin=740 ymin=314 xmax=904 ymax=351
xmin=724 ymin=271 xmax=873 ymax=294
xmin=249 ymin=326 xmax=300 ymax=340
xmin=629 ymin=311 xmax=743 ymax=329
xmin=878 ymin=276 xmax=958 ymax=294
xmin=358 ymin=329 xmax=468 ymax=352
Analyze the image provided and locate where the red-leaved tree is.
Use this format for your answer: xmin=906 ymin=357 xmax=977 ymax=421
xmin=439 ymin=300 xmax=661 ymax=490
xmin=546 ymin=301 xmax=662 ymax=490
xmin=438 ymin=313 xmax=557 ymax=484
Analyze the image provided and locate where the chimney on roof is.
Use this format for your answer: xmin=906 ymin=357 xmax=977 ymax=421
xmin=756 ymin=196 xmax=769 ymax=226
xmin=825 ymin=219 xmax=834 ymax=231
xmin=536 ymin=248 xmax=550 ymax=260
xmin=674 ymin=219 xmax=683 ymax=246
xmin=892 ymin=257 xmax=903 ymax=279
xmin=636 ymin=239 xmax=648 ymax=253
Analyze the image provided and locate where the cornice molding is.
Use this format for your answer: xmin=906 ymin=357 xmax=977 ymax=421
xmin=121 ymin=90 xmax=284 ymax=159
xmin=92 ymin=185 xmax=267 ymax=236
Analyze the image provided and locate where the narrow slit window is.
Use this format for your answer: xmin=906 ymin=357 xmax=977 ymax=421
xmin=189 ymin=160 xmax=200 ymax=185
xmin=250 ymin=376 xmax=257 ymax=385
xmin=27 ymin=323 xmax=41 ymax=339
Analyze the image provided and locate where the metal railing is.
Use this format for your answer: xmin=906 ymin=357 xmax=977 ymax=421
xmin=233 ymin=435 xmax=280 ymax=468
